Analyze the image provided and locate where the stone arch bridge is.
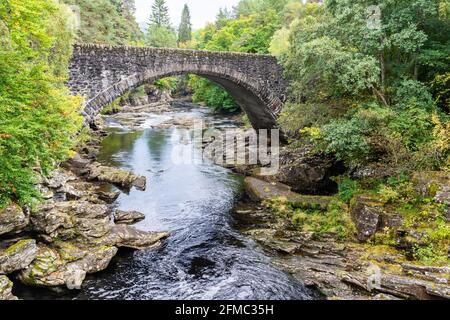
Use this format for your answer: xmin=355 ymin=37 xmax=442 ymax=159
xmin=68 ymin=44 xmax=286 ymax=130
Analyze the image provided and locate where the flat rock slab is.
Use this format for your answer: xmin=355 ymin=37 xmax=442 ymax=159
xmin=114 ymin=210 xmax=145 ymax=225
xmin=244 ymin=177 xmax=333 ymax=210
xmin=109 ymin=225 xmax=169 ymax=250
xmin=88 ymin=163 xmax=147 ymax=191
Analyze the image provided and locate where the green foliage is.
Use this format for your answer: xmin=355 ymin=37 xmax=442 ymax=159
xmin=278 ymin=0 xmax=449 ymax=173
xmin=63 ymin=0 xmax=143 ymax=45
xmin=267 ymin=197 xmax=355 ymax=240
xmin=188 ymin=0 xmax=285 ymax=112
xmin=190 ymin=76 xmax=239 ymax=113
xmin=146 ymin=25 xmax=177 ymax=48
xmin=430 ymin=72 xmax=450 ymax=113
xmin=337 ymin=178 xmax=360 ymax=204
xmin=0 ymin=0 xmax=83 ymax=208
xmin=146 ymin=0 xmax=176 ymax=48
xmin=154 ymin=77 xmax=177 ymax=92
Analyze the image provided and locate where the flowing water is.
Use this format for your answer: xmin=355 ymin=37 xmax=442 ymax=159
xmin=18 ymin=105 xmax=315 ymax=300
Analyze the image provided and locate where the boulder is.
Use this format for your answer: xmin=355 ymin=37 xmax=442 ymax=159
xmin=63 ymin=153 xmax=91 ymax=176
xmin=275 ymin=147 xmax=344 ymax=195
xmin=0 ymin=275 xmax=17 ymax=300
xmin=114 ymin=210 xmax=145 ymax=225
xmin=31 ymin=201 xmax=111 ymax=241
xmin=350 ymin=195 xmax=385 ymax=242
xmin=412 ymin=171 xmax=450 ymax=197
xmin=244 ymin=177 xmax=333 ymax=210
xmin=45 ymin=169 xmax=77 ymax=189
xmin=88 ymin=163 xmax=147 ymax=190
xmin=56 ymin=183 xmax=85 ymax=200
xmin=18 ymin=243 xmax=117 ymax=290
xmin=0 ymin=239 xmax=38 ymax=274
xmin=98 ymin=225 xmax=169 ymax=250
xmin=0 ymin=203 xmax=29 ymax=236
xmin=97 ymin=190 xmax=121 ymax=204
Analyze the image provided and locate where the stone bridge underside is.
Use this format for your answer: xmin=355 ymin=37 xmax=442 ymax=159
xmin=68 ymin=44 xmax=286 ymax=130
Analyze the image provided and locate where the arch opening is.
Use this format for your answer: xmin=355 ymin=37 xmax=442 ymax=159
xmin=83 ymin=66 xmax=282 ymax=130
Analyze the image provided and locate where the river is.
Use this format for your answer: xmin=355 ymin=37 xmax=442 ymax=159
xmin=19 ymin=104 xmax=316 ymax=300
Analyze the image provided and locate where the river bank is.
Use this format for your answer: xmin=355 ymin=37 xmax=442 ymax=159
xmin=1 ymin=97 xmax=448 ymax=300
xmin=229 ymin=168 xmax=449 ymax=300
xmin=0 ymin=120 xmax=170 ymax=299
xmin=0 ymin=98 xmax=317 ymax=300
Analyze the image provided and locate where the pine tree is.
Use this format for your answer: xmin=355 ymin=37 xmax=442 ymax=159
xmin=216 ymin=7 xmax=232 ymax=29
xmin=146 ymin=0 xmax=176 ymax=47
xmin=149 ymin=0 xmax=171 ymax=28
xmin=121 ymin=0 xmax=136 ymax=16
xmin=178 ymin=4 xmax=192 ymax=44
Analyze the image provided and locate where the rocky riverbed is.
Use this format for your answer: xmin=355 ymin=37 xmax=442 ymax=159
xmin=0 ymin=125 xmax=169 ymax=300
xmin=1 ymin=97 xmax=448 ymax=300
xmin=234 ymin=176 xmax=449 ymax=300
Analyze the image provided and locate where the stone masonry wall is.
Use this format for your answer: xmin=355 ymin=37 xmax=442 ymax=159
xmin=68 ymin=44 xmax=286 ymax=129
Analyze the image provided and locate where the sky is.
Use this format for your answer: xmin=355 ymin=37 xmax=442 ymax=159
xmin=134 ymin=0 xmax=241 ymax=30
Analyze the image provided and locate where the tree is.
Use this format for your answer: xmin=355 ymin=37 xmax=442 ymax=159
xmin=146 ymin=0 xmax=176 ymax=47
xmin=63 ymin=0 xmax=143 ymax=45
xmin=216 ymin=7 xmax=232 ymax=29
xmin=149 ymin=0 xmax=171 ymax=28
xmin=147 ymin=25 xmax=177 ymax=47
xmin=178 ymin=4 xmax=192 ymax=44
xmin=0 ymin=0 xmax=82 ymax=207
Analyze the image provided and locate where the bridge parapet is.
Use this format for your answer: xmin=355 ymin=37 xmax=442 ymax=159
xmin=68 ymin=43 xmax=286 ymax=129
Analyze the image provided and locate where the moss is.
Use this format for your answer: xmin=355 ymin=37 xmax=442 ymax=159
xmin=428 ymin=182 xmax=439 ymax=197
xmin=267 ymin=198 xmax=355 ymax=240
xmin=2 ymin=239 xmax=33 ymax=255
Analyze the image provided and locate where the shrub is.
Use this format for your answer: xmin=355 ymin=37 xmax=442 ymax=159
xmin=337 ymin=178 xmax=360 ymax=203
xmin=0 ymin=0 xmax=82 ymax=207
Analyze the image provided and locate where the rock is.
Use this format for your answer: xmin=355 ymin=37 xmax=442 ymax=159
xmin=132 ymin=176 xmax=147 ymax=191
xmin=435 ymin=187 xmax=450 ymax=205
xmin=114 ymin=210 xmax=145 ymax=225
xmin=45 ymin=169 xmax=77 ymax=189
xmin=0 ymin=275 xmax=17 ymax=300
xmin=57 ymin=183 xmax=85 ymax=200
xmin=18 ymin=243 xmax=117 ymax=290
xmin=351 ymin=163 xmax=395 ymax=180
xmin=88 ymin=163 xmax=147 ymax=190
xmin=96 ymin=190 xmax=121 ymax=204
xmin=412 ymin=171 xmax=450 ymax=197
xmin=350 ymin=195 xmax=384 ymax=242
xmin=18 ymin=245 xmax=69 ymax=287
xmin=378 ymin=211 xmax=403 ymax=229
xmin=100 ymin=225 xmax=169 ymax=250
xmin=275 ymin=147 xmax=345 ymax=195
xmin=0 ymin=203 xmax=29 ymax=236
xmin=31 ymin=201 xmax=111 ymax=241
xmin=63 ymin=153 xmax=91 ymax=176
xmin=244 ymin=177 xmax=333 ymax=210
xmin=0 ymin=239 xmax=38 ymax=274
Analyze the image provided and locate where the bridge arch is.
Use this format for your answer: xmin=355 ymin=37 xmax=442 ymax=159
xmin=68 ymin=44 xmax=286 ymax=130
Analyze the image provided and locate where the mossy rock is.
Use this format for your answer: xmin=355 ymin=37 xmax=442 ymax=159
xmin=244 ymin=177 xmax=333 ymax=210
xmin=412 ymin=171 xmax=450 ymax=198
